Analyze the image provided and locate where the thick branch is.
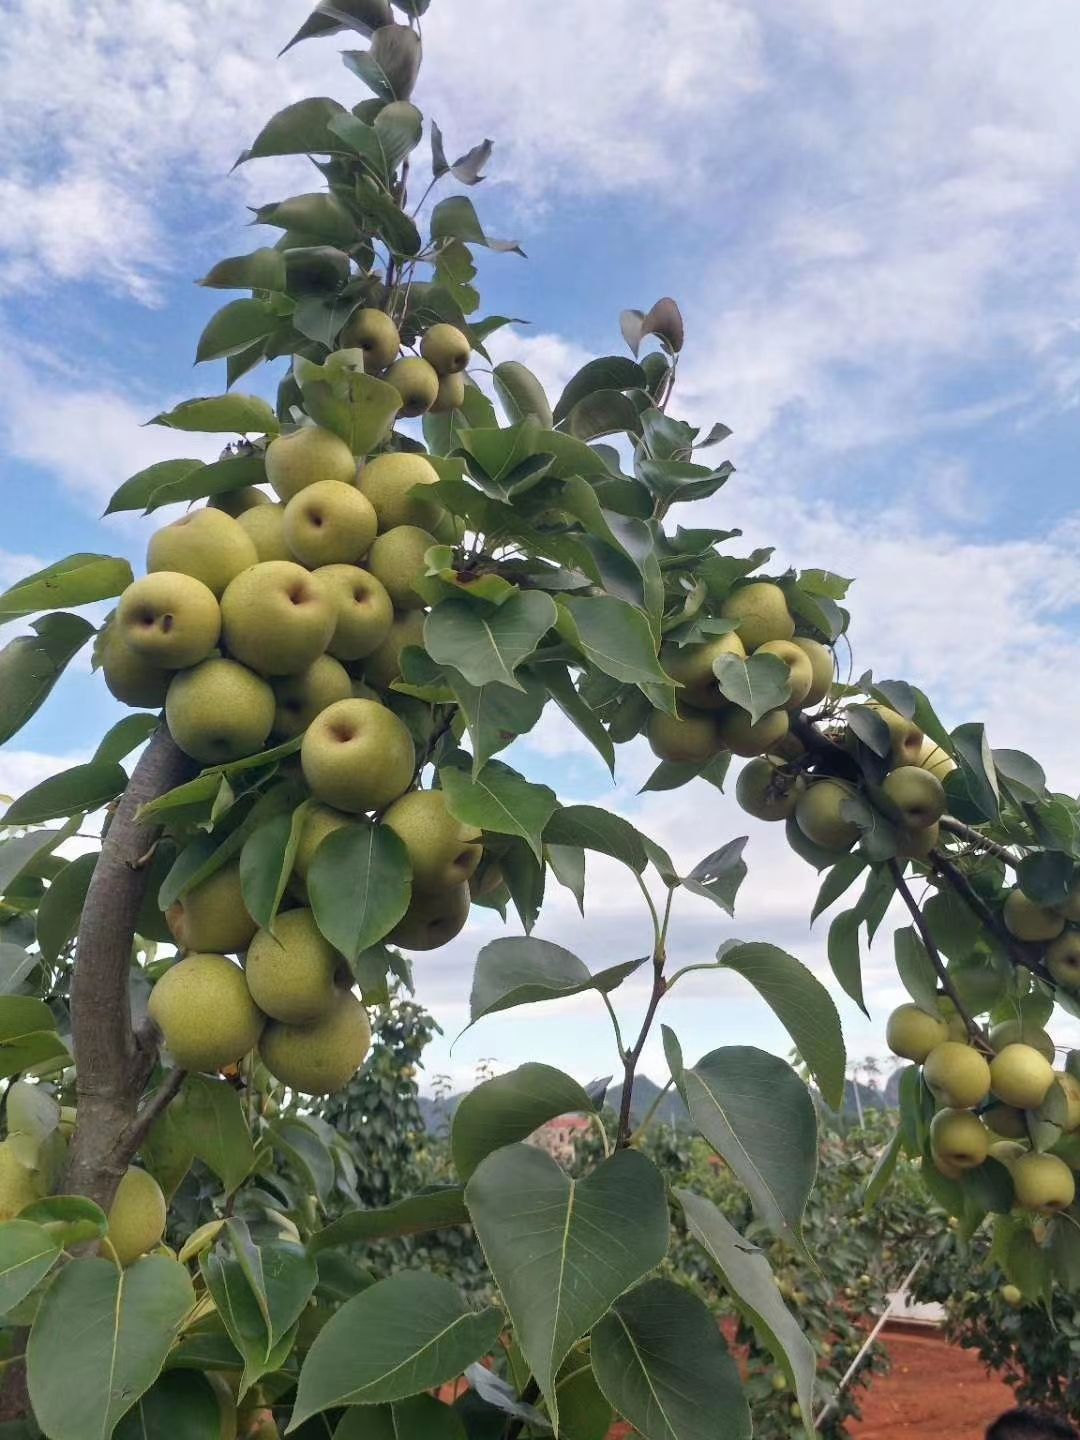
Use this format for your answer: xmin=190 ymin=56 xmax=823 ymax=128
xmin=64 ymin=726 xmax=193 ymax=1208
xmin=931 ymin=851 xmax=1055 ymax=987
xmin=939 ymin=815 xmax=1019 ymax=868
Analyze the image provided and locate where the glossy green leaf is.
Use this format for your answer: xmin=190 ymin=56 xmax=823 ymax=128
xmin=430 ymin=195 xmax=522 ymax=254
xmin=0 ymin=1220 xmax=61 ymax=1315
xmin=200 ymin=1251 xmax=295 ymax=1398
xmin=0 ymin=943 xmax=36 ymax=995
xmin=240 ymin=805 xmax=309 ymax=933
xmin=711 ymin=651 xmax=790 ymax=723
xmin=451 ymin=1063 xmax=596 ymax=1180
xmin=683 ymin=837 xmax=748 ymax=915
xmin=0 ymin=613 xmax=95 ymax=745
xmin=493 ymin=360 xmax=554 ymax=428
xmin=308 ymin=821 xmax=411 ymax=961
xmin=424 ymin=592 xmax=556 ymax=691
xmin=951 ymin=721 xmax=1000 ymax=821
xmin=444 ymin=667 xmax=547 ymax=776
xmin=20 ymin=1196 xmax=108 ymax=1250
xmin=541 ymin=663 xmax=616 ymax=776
xmin=553 ymin=356 xmax=647 ymax=425
xmin=104 ymin=459 xmax=206 ymax=515
xmin=114 ymin=1370 xmax=226 ymax=1440
xmin=894 ymin=925 xmax=939 ymax=1014
xmin=199 ymin=247 xmax=287 ymax=291
xmin=2 ymin=761 xmax=127 ymax=827
xmin=559 ymin=595 xmax=673 ymax=697
xmin=343 ymin=23 xmax=422 ymax=102
xmin=267 ymin=1118 xmax=335 ymax=1203
xmin=148 ymin=393 xmax=279 ymax=435
xmin=310 ymin=1188 xmax=469 ymax=1254
xmin=238 ymin=96 xmax=349 ymax=164
xmin=469 ymin=936 xmax=645 ymax=1025
xmin=36 ymin=852 xmax=97 ymax=964
xmin=173 ymin=1076 xmax=255 ymax=1195
xmin=810 ymin=852 xmax=867 ymax=923
xmin=0 ymin=997 xmax=67 ymax=1080
xmin=0 ymin=555 xmax=133 ymax=620
xmin=297 ymin=353 xmax=402 ymax=455
xmin=440 ymin=760 xmax=557 ymax=864
xmin=195 ymin=299 xmax=279 ymax=364
xmin=543 ymin=804 xmax=648 ymax=872
xmin=828 ymin=907 xmax=869 ymax=1016
xmin=144 ymin=451 xmax=267 ymax=512
xmin=864 ymin=1125 xmax=903 ymax=1208
xmin=335 ymin=1395 xmax=467 ymax=1440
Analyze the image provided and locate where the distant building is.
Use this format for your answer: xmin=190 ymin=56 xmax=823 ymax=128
xmin=529 ymin=1113 xmax=591 ymax=1164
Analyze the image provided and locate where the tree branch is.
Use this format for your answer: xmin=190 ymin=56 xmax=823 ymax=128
xmin=931 ymin=851 xmax=1056 ymax=987
xmin=939 ymin=815 xmax=1019 ymax=867
xmin=120 ymin=1068 xmax=187 ymax=1155
xmin=64 ymin=726 xmax=193 ymax=1209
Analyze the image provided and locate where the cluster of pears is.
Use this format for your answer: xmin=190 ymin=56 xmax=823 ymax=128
xmin=1001 ymin=877 xmax=1080 ymax=993
xmin=887 ymin=999 xmax=1080 ymax=1213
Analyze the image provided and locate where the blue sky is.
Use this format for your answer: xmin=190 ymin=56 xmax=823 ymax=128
xmin=1 ymin=0 xmax=1079 ymax=1093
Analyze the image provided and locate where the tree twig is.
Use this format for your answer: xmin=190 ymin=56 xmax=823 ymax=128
xmin=931 ymin=851 xmax=1056 ymax=987
xmin=939 ymin=816 xmax=1019 ymax=867
xmin=120 ymin=1068 xmax=187 ymax=1155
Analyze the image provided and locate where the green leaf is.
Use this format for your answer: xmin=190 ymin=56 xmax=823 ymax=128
xmin=0 ymin=997 xmax=68 ymax=1080
xmin=424 ymin=592 xmax=556 ymax=691
xmin=546 ymin=843 xmax=586 ymax=914
xmin=0 ymin=830 xmax=64 ymax=896
xmin=444 ymin=668 xmax=547 ymax=776
xmin=710 ymin=651 xmax=790 ymax=723
xmin=195 ymin=299 xmax=279 ymax=364
xmin=92 ymin=714 xmax=159 ymax=767
xmin=308 ymin=821 xmax=411 ymax=961
xmin=310 ymin=1188 xmax=469 ymax=1254
xmin=810 ymin=852 xmax=867 ymax=923
xmin=865 ymin=1125 xmax=903 ymax=1208
xmin=465 ymin=1145 xmax=668 ymax=1429
xmin=36 ymin=852 xmax=97 ymax=964
xmin=493 ymin=361 xmax=554 ymax=429
xmin=237 ymin=97 xmax=349 ymax=164
xmin=240 ymin=806 xmax=308 ymax=933
xmin=1018 ymin=850 xmax=1076 ymax=909
xmin=0 ymin=613 xmax=95 ymax=745
xmin=718 ymin=941 xmax=846 ymax=1110
xmin=105 ymin=458 xmax=206 ymax=515
xmin=894 ymin=926 xmax=940 ymax=1014
xmin=683 ymin=838 xmax=748 ymax=915
xmin=469 ymin=937 xmax=645 ymax=1026
xmin=20 ymin=1196 xmax=108 ymax=1249
xmin=559 ymin=596 xmax=673 ymax=696
xmin=200 ymin=1251 xmax=295 ymax=1398
xmin=0 ymin=943 xmax=36 ymax=995
xmin=297 ymin=352 xmax=402 ymax=455
xmin=115 ymin=1371 xmax=226 ymax=1440
xmin=440 ymin=761 xmax=557 ymax=865
xmin=430 ymin=195 xmax=522 ymax=254
xmin=828 ymin=907 xmax=868 ymax=1016
xmin=0 ymin=555 xmax=133 ymax=620
xmin=541 ymin=664 xmax=616 ymax=776
xmin=553 ymin=357 xmax=647 ymax=425
xmin=267 ymin=1118 xmax=335 ymax=1204
xmin=343 ymin=24 xmax=422 ymax=102
xmin=148 ymin=393 xmax=280 ymax=435
xmin=543 ymin=805 xmax=648 ymax=872
xmin=670 ymin=1041 xmax=817 ymax=1251
xmin=291 ymin=1270 xmax=502 ymax=1423
xmin=145 ymin=450 xmax=267 ymax=512
xmin=199 ymin=247 xmax=287 ymax=291
xmin=173 ymin=1076 xmax=255 ymax=1195
xmin=0 ymin=1221 xmax=61 ymax=1315
xmin=951 ymin=721 xmax=1000 ymax=821
xmin=451 ymin=1063 xmax=596 ymax=1180
xmin=335 ymin=1396 xmax=468 ymax=1440
xmin=2 ymin=761 xmax=127 ymax=827
xmin=281 ymin=0 xmax=393 ymax=52
xmin=675 ymin=1189 xmax=817 ymax=1424
xmin=26 ymin=1255 xmax=195 ymax=1440
xmin=591 ymin=1278 xmax=750 ymax=1440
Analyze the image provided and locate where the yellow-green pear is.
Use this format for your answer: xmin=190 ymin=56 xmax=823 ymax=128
xmin=300 ymin=698 xmax=414 ymax=813
xmin=148 ymin=952 xmax=265 ymax=1072
xmin=922 ymin=1040 xmax=991 ymax=1108
xmin=985 ymin=1104 xmax=1028 ymax=1139
xmin=271 ymin=655 xmax=351 ymax=739
xmin=881 ymin=766 xmax=947 ymax=830
xmin=421 ymin=323 xmax=470 ymax=376
xmin=340 ymin=307 xmax=400 ymax=370
xmin=660 ymin=632 xmax=746 ymax=710
xmin=381 ymin=790 xmax=482 ymax=893
xmin=385 ymin=357 xmax=440 ymax=417
xmin=990 ymin=1043 xmax=1056 ymax=1109
xmin=316 ymin=564 xmax=394 ymax=662
xmin=885 ymin=1003 xmax=949 ymax=1062
xmin=362 ymin=610 xmax=426 ymax=689
xmin=365 ymin=526 xmax=437 ymax=611
xmin=260 ymin=990 xmax=371 ymax=1095
xmin=867 ymin=704 xmax=924 ymax=766
xmin=735 ymin=757 xmax=801 ymax=821
xmin=1048 ymin=931 xmax=1080 ymax=989
xmin=0 ymin=1137 xmax=43 ymax=1220
xmin=929 ymin=1108 xmax=989 ymax=1170
xmin=795 ymin=779 xmax=860 ymax=851
xmin=917 ymin=734 xmax=957 ymax=780
xmin=166 ymin=861 xmax=257 ymax=954
xmin=357 ymin=452 xmax=443 ymax=531
xmin=791 ymin=638 xmax=834 ymax=708
xmin=1055 ymin=881 xmax=1080 ymax=924
xmin=220 ymin=561 xmax=334 ymax=675
xmin=1011 ymin=1151 xmax=1076 ymax=1212
xmin=237 ymin=501 xmax=291 ymax=562
xmin=895 ymin=821 xmax=939 ymax=861
xmin=96 ymin=621 xmax=171 ymax=709
xmin=265 ymin=426 xmax=356 ymax=502
xmin=1001 ymin=1283 xmax=1024 ymax=1308
xmin=245 ymin=908 xmax=341 ymax=1023
xmin=166 ymin=658 xmax=275 ymax=764
xmin=754 ymin=639 xmax=813 ymax=709
xmin=291 ymin=804 xmax=355 ymax=899
xmin=988 ymin=1020 xmax=1055 ymax=1062
xmin=1057 ymin=1070 xmax=1080 ymax=1130
xmin=988 ymin=1140 xmax=1028 ymax=1169
xmin=716 ymin=706 xmax=789 ymax=758
xmin=210 ymin=486 xmax=272 ymax=516
xmin=647 ymin=707 xmax=722 ymax=765
xmin=108 ymin=1167 xmax=166 ymax=1266
xmin=389 ymin=882 xmax=470 ymax=950
xmin=146 ymin=508 xmax=258 ymax=597
xmin=118 ymin=572 xmax=221 ymax=670
xmin=936 ymin=997 xmax=969 ymax=1043
xmin=718 ymin=582 xmax=794 ymax=650
xmin=283 ymin=479 xmax=378 ymax=568
xmin=431 ymin=371 xmax=467 ymax=414
xmin=1003 ymin=888 xmax=1066 ymax=943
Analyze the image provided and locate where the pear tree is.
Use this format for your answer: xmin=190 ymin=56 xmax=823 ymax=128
xmin=1 ymin=2 xmax=1079 ymax=1436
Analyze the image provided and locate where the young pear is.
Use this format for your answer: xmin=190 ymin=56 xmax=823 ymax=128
xmin=210 ymin=486 xmax=272 ymax=516
xmin=885 ymin=1003 xmax=950 ymax=1062
xmin=1003 ymin=888 xmax=1066 ymax=943
xmin=916 ymin=733 xmax=957 ymax=780
xmin=922 ymin=1040 xmax=991 ymax=1109
xmin=431 ymin=371 xmax=467 ymax=414
xmin=271 ymin=654 xmax=352 ymax=739
xmin=735 ymin=756 xmax=801 ymax=822
xmin=118 ymin=572 xmax=221 ymax=670
xmin=989 ymin=1043 xmax=1056 ymax=1110
xmin=147 ymin=508 xmax=258 ymax=598
xmin=166 ymin=860 xmax=257 ymax=954
xmin=237 ymin=502 xmax=291 ymax=562
xmin=867 ymin=705 xmax=924 ymax=766
xmin=259 ymin=989 xmax=371 ymax=1095
xmin=421 ymin=322 xmax=471 ymax=376
xmin=365 ymin=525 xmax=437 ymax=611
xmin=929 ymin=1108 xmax=989 ymax=1170
xmin=881 ymin=766 xmax=947 ymax=830
xmin=362 ymin=609 xmax=426 ymax=690
xmin=753 ymin=639 xmax=814 ymax=709
xmin=389 ymin=882 xmax=471 ymax=950
xmin=316 ymin=564 xmax=394 ymax=661
xmin=300 ymin=698 xmax=415 ymax=812
xmin=290 ymin=804 xmax=355 ymax=899
xmin=357 ymin=452 xmax=444 ymax=531
xmin=660 ymin=632 xmax=746 ymax=710
xmin=1000 ymin=1283 xmax=1024 ymax=1308
xmin=1057 ymin=1070 xmax=1080 ymax=1130
xmin=894 ymin=821 xmax=940 ymax=861
xmin=265 ymin=426 xmax=357 ymax=502
xmin=148 ymin=952 xmax=265 ymax=1072
xmin=340 ymin=307 xmax=401 ymax=370
xmin=220 ymin=561 xmax=334 ymax=675
xmin=166 ymin=657 xmax=275 ymax=764
xmin=718 ymin=582 xmax=795 ymax=650
xmin=716 ymin=705 xmax=789 ymax=758
xmin=988 ymin=1020 xmax=1055 ymax=1062
xmin=96 ymin=621 xmax=171 ymax=709
xmin=283 ymin=479 xmax=378 ymax=568
xmin=795 ymin=779 xmax=860 ymax=851
xmin=647 ymin=706 xmax=723 ymax=765
xmin=385 ymin=357 xmax=440 ymax=417
xmin=107 ymin=1168 xmax=167 ymax=1266
xmin=1011 ymin=1151 xmax=1076 ymax=1212
xmin=935 ymin=997 xmax=969 ymax=1042
xmin=245 ymin=908 xmax=341 ymax=1024
xmin=791 ymin=637 xmax=834 ymax=707
xmin=381 ymin=789 xmax=483 ymax=893
xmin=1048 ymin=930 xmax=1080 ymax=989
